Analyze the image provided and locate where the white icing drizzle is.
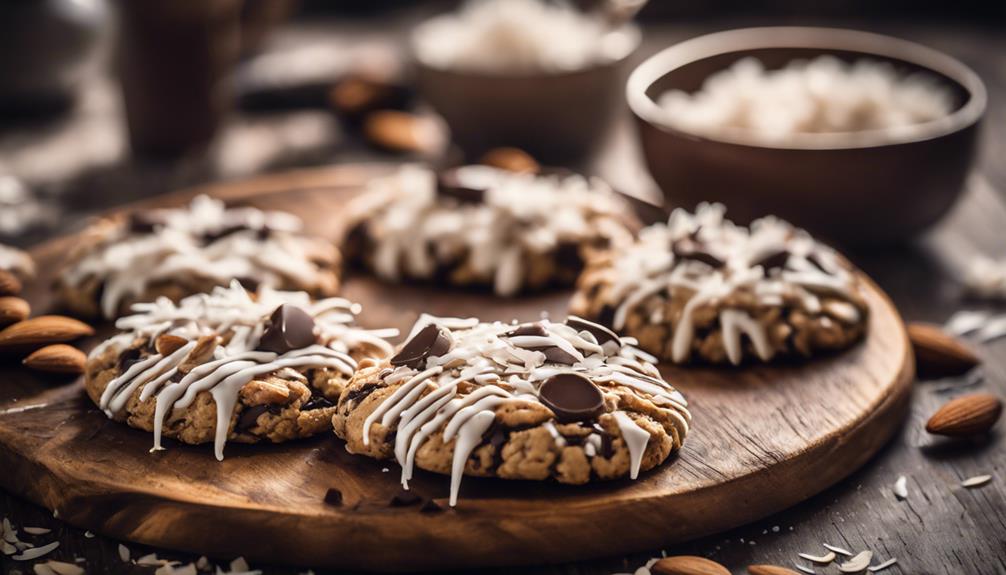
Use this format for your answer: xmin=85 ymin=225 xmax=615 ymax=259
xmin=91 ymin=281 xmax=396 ymax=460
xmin=353 ymin=316 xmax=691 ymax=506
xmin=62 ymin=195 xmax=336 ymax=318
xmin=612 ymin=411 xmax=650 ymax=479
xmin=600 ymin=203 xmax=865 ymax=365
xmin=351 ymin=165 xmax=632 ymax=296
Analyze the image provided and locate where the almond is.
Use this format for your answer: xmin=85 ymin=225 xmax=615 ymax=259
xmin=155 ymin=334 xmax=188 ymax=356
xmin=907 ymin=322 xmax=980 ymax=379
xmin=749 ymin=566 xmax=801 ymax=575
xmin=0 ymin=297 xmax=30 ymax=326
xmin=926 ymin=393 xmax=1002 ymax=436
xmin=0 ymin=315 xmax=94 ymax=353
xmin=23 ymin=344 xmax=87 ymax=375
xmin=0 ymin=269 xmax=21 ymax=296
xmin=652 ymin=556 xmax=730 ymax=575
xmin=480 ymin=147 xmax=540 ymax=174
xmin=363 ymin=110 xmax=443 ymax=154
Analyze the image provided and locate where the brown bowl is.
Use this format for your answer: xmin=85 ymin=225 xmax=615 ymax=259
xmin=413 ymin=21 xmax=640 ymax=164
xmin=626 ymin=27 xmax=986 ymax=245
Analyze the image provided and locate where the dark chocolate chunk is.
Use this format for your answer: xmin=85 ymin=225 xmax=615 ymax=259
xmin=419 ymin=499 xmax=444 ymax=513
xmin=342 ymin=382 xmax=379 ymax=405
xmin=117 ymin=347 xmax=143 ymax=374
xmin=324 ymin=487 xmax=343 ymax=506
xmin=389 ymin=489 xmax=422 ymax=507
xmin=751 ymin=249 xmax=790 ymax=272
xmin=565 ymin=317 xmax=620 ymax=349
xmin=127 ymin=211 xmax=166 ymax=235
xmin=391 ymin=324 xmax=451 ymax=369
xmin=436 ymin=168 xmax=486 ymax=204
xmin=538 ymin=373 xmax=605 ymax=423
xmin=302 ymin=395 xmax=334 ymax=411
xmin=236 ymin=276 xmax=261 ymax=292
xmin=535 ymin=346 xmax=578 ymax=365
xmin=503 ymin=323 xmax=548 ymax=338
xmin=236 ymin=405 xmax=269 ymax=432
xmin=672 ymin=238 xmax=724 ymax=269
xmin=256 ymin=304 xmax=317 ymax=354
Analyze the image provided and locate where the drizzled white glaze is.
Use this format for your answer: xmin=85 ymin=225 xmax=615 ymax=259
xmin=91 ymin=281 xmax=396 ymax=460
xmin=352 ymin=314 xmax=691 ymax=506
xmin=62 ymin=195 xmax=336 ymax=318
xmin=0 ymin=243 xmax=34 ymax=277
xmin=602 ymin=203 xmax=864 ymax=364
xmin=352 ymin=165 xmax=632 ymax=296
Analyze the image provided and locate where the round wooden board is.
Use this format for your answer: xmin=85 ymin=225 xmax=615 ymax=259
xmin=0 ymin=164 xmax=914 ymax=572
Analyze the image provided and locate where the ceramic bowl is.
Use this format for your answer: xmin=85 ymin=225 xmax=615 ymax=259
xmin=626 ymin=27 xmax=986 ymax=245
xmin=413 ymin=19 xmax=641 ymax=164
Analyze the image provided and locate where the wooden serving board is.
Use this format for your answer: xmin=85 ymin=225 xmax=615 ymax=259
xmin=0 ymin=164 xmax=914 ymax=572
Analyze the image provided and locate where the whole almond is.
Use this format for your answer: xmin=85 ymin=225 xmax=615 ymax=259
xmin=155 ymin=334 xmax=188 ymax=356
xmin=907 ymin=322 xmax=980 ymax=379
xmin=0 ymin=269 xmax=21 ymax=296
xmin=363 ymin=110 xmax=443 ymax=154
xmin=23 ymin=344 xmax=87 ymax=375
xmin=0 ymin=315 xmax=94 ymax=352
xmin=0 ymin=297 xmax=30 ymax=326
xmin=652 ymin=556 xmax=730 ymax=575
xmin=480 ymin=147 xmax=540 ymax=174
xmin=749 ymin=566 xmax=801 ymax=575
xmin=926 ymin=393 xmax=1002 ymax=436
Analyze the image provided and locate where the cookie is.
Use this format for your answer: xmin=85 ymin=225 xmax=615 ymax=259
xmin=342 ymin=165 xmax=636 ymax=296
xmin=333 ymin=314 xmax=691 ymax=506
xmin=570 ymin=203 xmax=869 ymax=365
xmin=57 ymin=195 xmax=340 ymax=319
xmin=85 ymin=281 xmax=396 ymax=460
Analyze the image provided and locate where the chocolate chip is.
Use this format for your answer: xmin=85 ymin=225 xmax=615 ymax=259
xmin=538 ymin=373 xmax=605 ymax=423
xmin=127 ymin=212 xmax=165 ymax=235
xmin=535 ymin=346 xmax=578 ymax=365
xmin=565 ymin=317 xmax=620 ymax=349
xmin=324 ymin=488 xmax=343 ymax=506
xmin=256 ymin=304 xmax=317 ymax=355
xmin=343 ymin=382 xmax=379 ymax=405
xmin=752 ymin=249 xmax=790 ymax=272
xmin=391 ymin=324 xmax=451 ymax=369
xmin=117 ymin=347 xmax=143 ymax=374
xmin=436 ymin=168 xmax=486 ymax=204
xmin=672 ymin=238 xmax=724 ymax=269
xmin=236 ymin=276 xmax=260 ymax=292
xmin=302 ymin=396 xmax=334 ymax=411
xmin=236 ymin=405 xmax=269 ymax=432
xmin=503 ymin=323 xmax=548 ymax=338
xmin=419 ymin=499 xmax=444 ymax=514
xmin=389 ymin=490 xmax=422 ymax=507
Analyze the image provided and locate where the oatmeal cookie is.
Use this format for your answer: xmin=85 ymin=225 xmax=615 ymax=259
xmin=570 ymin=203 xmax=869 ymax=365
xmin=85 ymin=282 xmax=396 ymax=460
xmin=342 ymin=165 xmax=637 ymax=296
xmin=333 ymin=315 xmax=691 ymax=506
xmin=57 ymin=195 xmax=341 ymax=319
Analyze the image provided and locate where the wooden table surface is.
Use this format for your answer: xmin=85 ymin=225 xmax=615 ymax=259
xmin=1 ymin=12 xmax=1004 ymax=575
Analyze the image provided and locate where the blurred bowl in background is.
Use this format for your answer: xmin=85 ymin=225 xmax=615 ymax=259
xmin=412 ymin=20 xmax=641 ymax=164
xmin=627 ymin=27 xmax=986 ymax=245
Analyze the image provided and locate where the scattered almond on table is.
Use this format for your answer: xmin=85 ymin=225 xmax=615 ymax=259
xmin=926 ymin=393 xmax=1003 ymax=437
xmin=907 ymin=322 xmax=981 ymax=379
xmin=651 ymin=555 xmax=730 ymax=575
xmin=23 ymin=344 xmax=88 ymax=375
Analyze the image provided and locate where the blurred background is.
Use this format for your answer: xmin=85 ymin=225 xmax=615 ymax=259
xmin=0 ymin=0 xmax=1003 ymax=246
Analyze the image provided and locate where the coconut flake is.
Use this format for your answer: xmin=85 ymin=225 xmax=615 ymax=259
xmin=838 ymin=550 xmax=874 ymax=573
xmin=33 ymin=564 xmax=58 ymax=575
xmin=961 ymin=474 xmax=992 ymax=488
xmin=23 ymin=527 xmax=51 ymax=535
xmin=794 ymin=563 xmax=817 ymax=575
xmin=823 ymin=543 xmax=854 ymax=556
xmin=869 ymin=558 xmax=898 ymax=572
xmin=12 ymin=540 xmax=59 ymax=561
xmin=799 ymin=551 xmax=836 ymax=564
xmin=118 ymin=543 xmax=131 ymax=562
xmin=893 ymin=475 xmax=908 ymax=500
xmin=44 ymin=561 xmax=86 ymax=575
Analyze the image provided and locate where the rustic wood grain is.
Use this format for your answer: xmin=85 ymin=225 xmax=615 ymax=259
xmin=1 ymin=17 xmax=1004 ymax=575
xmin=0 ymin=170 xmax=911 ymax=571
